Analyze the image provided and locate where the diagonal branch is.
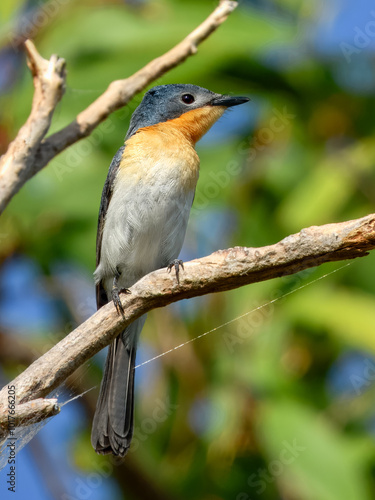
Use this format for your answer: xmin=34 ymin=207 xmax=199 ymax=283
xmin=0 ymin=213 xmax=374 ymax=433
xmin=0 ymin=0 xmax=238 ymax=214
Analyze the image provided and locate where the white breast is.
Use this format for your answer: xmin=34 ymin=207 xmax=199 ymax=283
xmin=95 ymin=157 xmax=197 ymax=294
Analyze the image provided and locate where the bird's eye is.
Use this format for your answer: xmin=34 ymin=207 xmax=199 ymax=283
xmin=181 ymin=94 xmax=195 ymax=104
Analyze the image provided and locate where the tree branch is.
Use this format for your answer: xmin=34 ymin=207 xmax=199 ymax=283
xmin=0 ymin=213 xmax=374 ymax=432
xmin=0 ymin=0 xmax=238 ymax=214
xmin=0 ymin=40 xmax=66 ymax=213
xmin=0 ymin=398 xmax=60 ymax=433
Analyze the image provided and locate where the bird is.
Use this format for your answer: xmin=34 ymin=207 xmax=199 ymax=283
xmin=91 ymin=83 xmax=249 ymax=456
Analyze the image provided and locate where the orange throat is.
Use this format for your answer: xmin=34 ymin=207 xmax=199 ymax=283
xmin=119 ymin=106 xmax=226 ymax=193
xmin=152 ymin=105 xmax=227 ymax=145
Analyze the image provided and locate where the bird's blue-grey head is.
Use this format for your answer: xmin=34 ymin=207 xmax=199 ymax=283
xmin=125 ymin=84 xmax=249 ymax=139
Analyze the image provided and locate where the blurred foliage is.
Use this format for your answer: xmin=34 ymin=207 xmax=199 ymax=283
xmin=1 ymin=0 xmax=375 ymax=499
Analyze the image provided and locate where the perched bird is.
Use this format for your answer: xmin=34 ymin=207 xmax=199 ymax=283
xmin=91 ymin=84 xmax=249 ymax=456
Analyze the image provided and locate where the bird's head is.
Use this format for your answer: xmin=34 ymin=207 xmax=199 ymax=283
xmin=126 ymin=84 xmax=249 ymax=142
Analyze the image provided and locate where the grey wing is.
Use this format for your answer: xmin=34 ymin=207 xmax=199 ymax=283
xmin=96 ymin=146 xmax=125 ymax=309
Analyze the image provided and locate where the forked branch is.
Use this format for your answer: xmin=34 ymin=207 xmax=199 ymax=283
xmin=0 ymin=0 xmax=238 ymax=214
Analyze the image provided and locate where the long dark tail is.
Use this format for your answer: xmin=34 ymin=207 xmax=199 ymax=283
xmin=91 ymin=317 xmax=145 ymax=456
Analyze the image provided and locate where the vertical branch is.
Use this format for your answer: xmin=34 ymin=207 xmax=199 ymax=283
xmin=0 ymin=41 xmax=66 ymax=211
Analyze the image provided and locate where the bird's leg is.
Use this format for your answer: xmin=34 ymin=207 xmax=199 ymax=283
xmin=111 ymin=267 xmax=131 ymax=318
xmin=167 ymin=259 xmax=184 ymax=285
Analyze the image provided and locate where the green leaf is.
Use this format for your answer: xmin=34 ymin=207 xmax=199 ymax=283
xmin=257 ymin=399 xmax=372 ymax=500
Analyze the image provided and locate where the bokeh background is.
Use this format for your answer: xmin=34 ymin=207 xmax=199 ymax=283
xmin=1 ymin=0 xmax=375 ymax=498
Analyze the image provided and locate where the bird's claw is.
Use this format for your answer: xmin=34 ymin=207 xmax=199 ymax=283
xmin=111 ymin=287 xmax=131 ymax=318
xmin=167 ymin=259 xmax=184 ymax=285
xmin=112 ymin=268 xmax=131 ymax=318
xmin=112 ymin=287 xmax=124 ymax=318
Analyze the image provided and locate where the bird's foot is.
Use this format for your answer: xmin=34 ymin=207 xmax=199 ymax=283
xmin=167 ymin=259 xmax=184 ymax=285
xmin=112 ymin=268 xmax=131 ymax=318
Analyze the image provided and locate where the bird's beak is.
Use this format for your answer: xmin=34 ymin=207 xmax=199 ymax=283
xmin=210 ymin=95 xmax=250 ymax=107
